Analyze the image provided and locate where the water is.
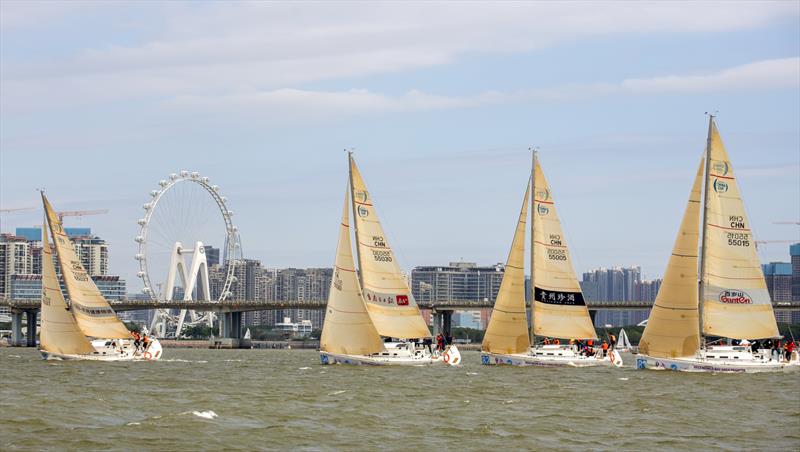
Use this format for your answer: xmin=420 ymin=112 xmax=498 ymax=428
xmin=2 ymin=348 xmax=798 ymax=451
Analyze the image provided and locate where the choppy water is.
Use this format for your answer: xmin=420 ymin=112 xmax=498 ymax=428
xmin=1 ymin=348 xmax=798 ymax=451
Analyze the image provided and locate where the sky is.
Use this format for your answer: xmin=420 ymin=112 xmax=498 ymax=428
xmin=1 ymin=1 xmax=799 ymax=293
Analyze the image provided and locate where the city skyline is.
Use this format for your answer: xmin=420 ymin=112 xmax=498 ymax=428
xmin=2 ymin=2 xmax=799 ymax=289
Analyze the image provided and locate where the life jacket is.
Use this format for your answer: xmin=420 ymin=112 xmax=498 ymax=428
xmin=553 ymin=338 xmax=560 ymax=345
xmin=602 ymin=342 xmax=609 ymax=350
xmin=588 ymin=340 xmax=594 ymax=347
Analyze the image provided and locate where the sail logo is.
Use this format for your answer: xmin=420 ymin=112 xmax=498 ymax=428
xmin=712 ymin=161 xmax=729 ymax=176
xmin=396 ymin=295 xmax=409 ymax=306
xmin=357 ymin=206 xmax=369 ymax=217
xmin=536 ymin=189 xmax=550 ymax=201
xmin=713 ymin=179 xmax=728 ymax=193
xmin=355 ymin=190 xmax=369 ymax=203
xmin=719 ymin=290 xmax=752 ymax=304
xmin=537 ymin=204 xmax=549 ymax=216
xmin=333 ymin=270 xmax=343 ymax=290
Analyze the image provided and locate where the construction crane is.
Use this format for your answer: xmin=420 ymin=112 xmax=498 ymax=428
xmin=0 ymin=207 xmax=36 ymax=214
xmin=754 ymin=240 xmax=797 ymax=250
xmin=0 ymin=206 xmax=108 ymax=222
xmin=56 ymin=209 xmax=109 ymax=222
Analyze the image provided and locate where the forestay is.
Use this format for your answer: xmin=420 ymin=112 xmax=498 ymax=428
xmin=701 ymin=120 xmax=779 ymax=340
xmin=348 ymin=156 xmax=430 ymax=339
xmin=39 ymin=214 xmax=95 ymax=356
xmin=482 ymin=179 xmax=532 ymax=354
xmin=531 ymin=158 xmax=596 ymax=340
xmin=638 ymin=159 xmax=704 ymax=358
xmin=320 ymin=188 xmax=385 ymax=355
xmin=42 ymin=194 xmax=131 ymax=339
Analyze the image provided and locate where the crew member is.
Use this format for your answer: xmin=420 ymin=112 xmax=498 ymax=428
xmin=609 ymin=333 xmax=617 ymax=350
xmin=602 ymin=340 xmax=609 ymax=358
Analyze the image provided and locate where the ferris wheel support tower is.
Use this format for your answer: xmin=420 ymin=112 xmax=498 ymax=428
xmin=149 ymin=241 xmax=213 ymax=338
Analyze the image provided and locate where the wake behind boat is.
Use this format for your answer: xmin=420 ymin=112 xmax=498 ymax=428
xmin=38 ymin=193 xmax=161 ymax=361
xmin=481 ymin=152 xmax=621 ymax=368
xmin=637 ymin=116 xmax=798 ymax=373
xmin=319 ymin=153 xmax=459 ymax=366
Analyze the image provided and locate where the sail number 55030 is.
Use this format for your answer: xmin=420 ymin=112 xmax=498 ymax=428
xmin=372 ymin=250 xmax=393 ymax=262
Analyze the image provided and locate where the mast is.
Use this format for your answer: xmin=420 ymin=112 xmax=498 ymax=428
xmin=347 ymin=150 xmax=364 ymax=288
xmin=698 ymin=114 xmax=714 ymax=347
xmin=529 ymin=147 xmax=536 ymax=347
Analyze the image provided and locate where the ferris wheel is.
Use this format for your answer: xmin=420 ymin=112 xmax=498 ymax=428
xmin=135 ymin=170 xmax=242 ymax=338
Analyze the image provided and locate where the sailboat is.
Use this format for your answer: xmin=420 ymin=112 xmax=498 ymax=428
xmin=637 ymin=116 xmax=798 ymax=373
xmin=319 ymin=153 xmax=460 ymax=366
xmin=39 ymin=193 xmax=161 ymax=361
xmin=616 ymin=328 xmax=632 ymax=353
xmin=481 ymin=152 xmax=622 ymax=367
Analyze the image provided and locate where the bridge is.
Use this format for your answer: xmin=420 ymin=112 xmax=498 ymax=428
xmin=3 ymin=298 xmax=799 ymax=348
xmin=0 ymin=298 xmax=670 ymax=312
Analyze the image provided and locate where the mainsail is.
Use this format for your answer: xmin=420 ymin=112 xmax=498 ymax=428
xmin=482 ymin=179 xmax=532 ymax=354
xmin=638 ymin=159 xmax=704 ymax=358
xmin=42 ymin=194 xmax=130 ymax=339
xmin=39 ymin=214 xmax=95 ymax=356
xmin=531 ymin=157 xmax=596 ymax=340
xmin=701 ymin=118 xmax=779 ymax=339
xmin=348 ymin=155 xmax=430 ymax=339
xmin=320 ymin=187 xmax=384 ymax=355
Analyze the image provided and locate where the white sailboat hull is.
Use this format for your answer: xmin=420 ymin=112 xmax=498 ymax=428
xmin=636 ymin=347 xmax=800 ymax=373
xmin=41 ymin=338 xmax=163 ymax=362
xmin=320 ymin=342 xmax=457 ymax=366
xmin=481 ymin=345 xmax=622 ymax=367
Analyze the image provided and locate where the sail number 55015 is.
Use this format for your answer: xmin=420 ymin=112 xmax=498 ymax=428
xmin=726 ymin=232 xmax=750 ymax=247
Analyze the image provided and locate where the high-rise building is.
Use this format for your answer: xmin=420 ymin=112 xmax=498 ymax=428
xmin=14 ymin=227 xmax=108 ymax=276
xmin=15 ymin=227 xmax=91 ymax=241
xmin=411 ymin=262 xmax=505 ymax=330
xmin=71 ymin=236 xmax=109 ymax=277
xmin=581 ymin=266 xmax=657 ymax=327
xmin=791 ymin=243 xmax=800 ymax=301
xmin=411 ymin=262 xmax=504 ymax=303
xmin=763 ymin=262 xmax=792 ymax=302
xmin=271 ymin=267 xmax=331 ymax=330
xmin=204 ymin=245 xmax=220 ymax=267
xmin=581 ymin=266 xmax=643 ymax=302
xmin=9 ymin=274 xmax=126 ymax=300
xmin=0 ymin=234 xmax=32 ymax=298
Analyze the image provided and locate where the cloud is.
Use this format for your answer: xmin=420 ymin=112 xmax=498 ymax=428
xmin=1 ymin=2 xmax=797 ymax=113
xmin=162 ymin=58 xmax=800 ymax=119
xmin=621 ymin=58 xmax=800 ymax=93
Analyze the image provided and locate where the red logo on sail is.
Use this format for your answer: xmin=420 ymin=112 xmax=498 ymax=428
xmin=719 ymin=290 xmax=752 ymax=304
xmin=396 ymin=295 xmax=409 ymax=306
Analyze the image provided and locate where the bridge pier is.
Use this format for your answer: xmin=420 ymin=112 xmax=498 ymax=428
xmin=26 ymin=310 xmax=37 ymax=347
xmin=431 ymin=310 xmax=453 ymax=340
xmin=210 ymin=311 xmax=250 ymax=349
xmin=9 ymin=309 xmax=38 ymax=347
xmin=11 ymin=311 xmax=23 ymax=346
